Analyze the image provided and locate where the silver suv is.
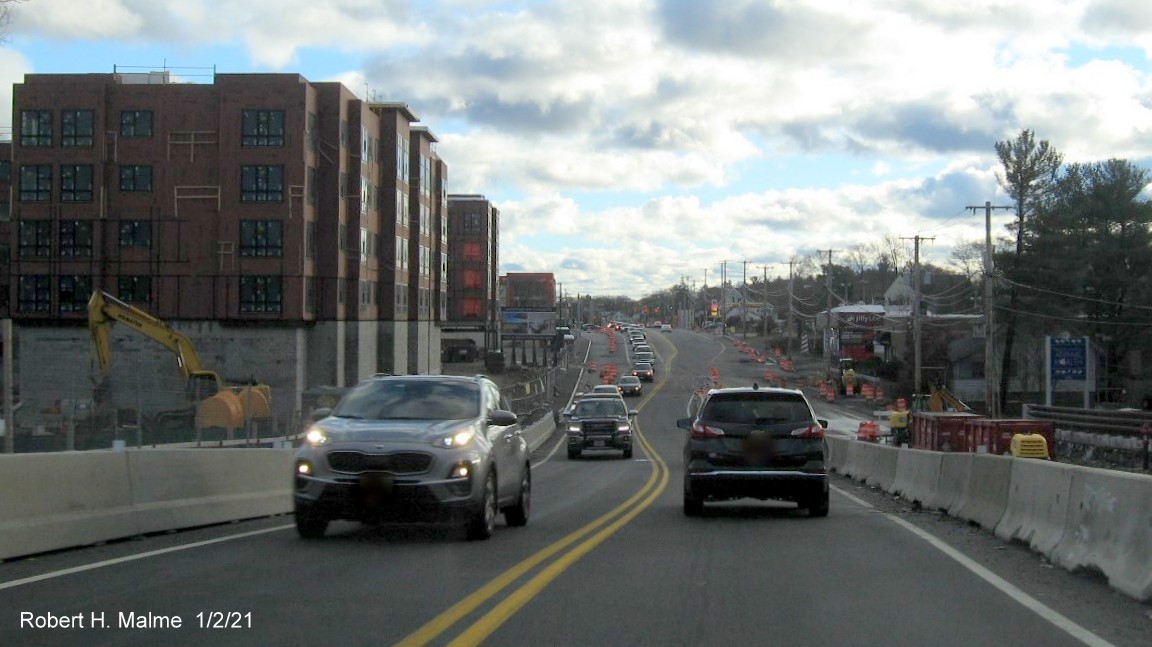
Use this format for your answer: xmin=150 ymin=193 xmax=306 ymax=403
xmin=678 ymin=385 xmax=829 ymax=517
xmin=293 ymin=375 xmax=530 ymax=540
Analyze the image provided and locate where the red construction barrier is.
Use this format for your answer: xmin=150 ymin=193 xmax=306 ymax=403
xmin=857 ymin=420 xmax=880 ymax=442
xmin=861 ymin=383 xmax=875 ymax=400
xmin=910 ymin=412 xmax=986 ymax=452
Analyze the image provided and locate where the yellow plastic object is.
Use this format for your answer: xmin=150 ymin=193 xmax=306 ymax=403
xmin=888 ymin=410 xmax=909 ymax=429
xmin=1010 ymin=433 xmax=1050 ymax=459
xmin=198 ymin=391 xmax=244 ymax=429
xmin=233 ymin=386 xmax=272 ymax=420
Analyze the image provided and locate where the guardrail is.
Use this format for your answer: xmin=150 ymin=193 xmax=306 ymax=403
xmin=1023 ymin=403 xmax=1152 ymax=437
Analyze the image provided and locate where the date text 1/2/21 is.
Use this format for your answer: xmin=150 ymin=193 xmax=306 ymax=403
xmin=197 ymin=612 xmax=252 ymax=629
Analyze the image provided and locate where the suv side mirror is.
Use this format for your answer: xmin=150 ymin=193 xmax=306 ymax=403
xmin=489 ymin=409 xmax=518 ymax=426
xmin=817 ymin=419 xmax=828 ymax=429
xmin=676 ymin=417 xmax=693 ymax=430
xmin=628 ymin=409 xmax=639 ymax=417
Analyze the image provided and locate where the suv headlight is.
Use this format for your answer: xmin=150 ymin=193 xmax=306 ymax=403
xmin=433 ymin=429 xmax=475 ymax=448
xmin=305 ymin=427 xmax=330 ymax=446
xmin=617 ymin=423 xmax=631 ymax=432
xmin=567 ymin=424 xmax=582 ymax=433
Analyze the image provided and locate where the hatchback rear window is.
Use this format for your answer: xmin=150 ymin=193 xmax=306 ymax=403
xmin=701 ymin=393 xmax=812 ymax=425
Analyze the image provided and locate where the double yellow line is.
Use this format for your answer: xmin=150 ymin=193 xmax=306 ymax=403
xmin=395 ymin=342 xmax=676 ymax=647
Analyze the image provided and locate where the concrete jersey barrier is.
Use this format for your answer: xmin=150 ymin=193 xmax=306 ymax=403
xmin=1052 ymin=467 xmax=1152 ymax=602
xmin=0 ymin=452 xmax=138 ymax=561
xmin=893 ymin=449 xmax=944 ymax=504
xmin=995 ymin=459 xmax=1077 ymax=555
xmin=949 ymin=453 xmax=1013 ymax=531
xmin=925 ymin=452 xmax=974 ymax=514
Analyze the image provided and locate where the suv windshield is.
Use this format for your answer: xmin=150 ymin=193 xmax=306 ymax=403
xmin=334 ymin=380 xmax=481 ymax=420
xmin=574 ymin=399 xmax=627 ymax=418
xmin=701 ymin=393 xmax=812 ymax=425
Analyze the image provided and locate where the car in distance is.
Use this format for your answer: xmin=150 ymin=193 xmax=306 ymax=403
xmin=590 ymin=384 xmax=622 ymax=396
xmin=617 ymin=375 xmax=643 ymax=397
xmin=566 ymin=396 xmax=638 ymax=459
xmin=678 ymin=384 xmax=829 ymax=517
xmin=634 ymin=350 xmax=655 ymax=366
xmin=632 ymin=362 xmax=654 ymax=381
xmin=661 ymin=324 xmax=672 ymax=333
xmin=293 ymin=374 xmax=531 ymax=541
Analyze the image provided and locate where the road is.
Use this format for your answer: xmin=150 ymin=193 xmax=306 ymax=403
xmin=1 ymin=328 xmax=1148 ymax=646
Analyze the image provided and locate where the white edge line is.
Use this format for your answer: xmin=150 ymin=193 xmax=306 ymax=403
xmin=0 ymin=524 xmax=294 ymax=592
xmin=830 ymin=485 xmax=1115 ymax=647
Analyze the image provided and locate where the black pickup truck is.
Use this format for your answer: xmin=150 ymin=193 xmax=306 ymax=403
xmin=564 ymin=395 xmax=638 ymax=460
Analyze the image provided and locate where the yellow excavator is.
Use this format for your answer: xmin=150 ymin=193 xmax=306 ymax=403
xmin=911 ymin=383 xmax=971 ymax=413
xmin=88 ymin=291 xmax=271 ymax=431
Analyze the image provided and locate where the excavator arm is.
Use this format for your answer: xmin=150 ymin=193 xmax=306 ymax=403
xmin=88 ymin=291 xmax=211 ymax=380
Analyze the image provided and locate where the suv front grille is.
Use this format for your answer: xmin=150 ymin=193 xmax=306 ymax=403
xmin=583 ymin=420 xmax=618 ymax=434
xmin=327 ymin=451 xmax=433 ymax=475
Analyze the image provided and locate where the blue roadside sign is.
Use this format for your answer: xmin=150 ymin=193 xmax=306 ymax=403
xmin=1050 ymin=337 xmax=1087 ymax=380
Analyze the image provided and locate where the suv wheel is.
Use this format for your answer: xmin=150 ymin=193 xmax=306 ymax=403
xmin=295 ymin=505 xmax=329 ymax=539
xmin=466 ymin=472 xmax=498 ymax=541
xmin=806 ymin=492 xmax=830 ymax=518
xmin=683 ymin=478 xmax=704 ymax=517
xmin=504 ymin=465 xmax=531 ymax=527
xmin=623 ymin=447 xmax=633 ymax=459
xmin=567 ymin=447 xmax=580 ymax=460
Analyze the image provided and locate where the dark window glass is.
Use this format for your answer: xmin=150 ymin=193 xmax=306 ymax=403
xmin=240 ymin=165 xmax=284 ymax=202
xmin=241 ymin=110 xmax=285 ymax=146
xmin=339 ymin=223 xmax=348 ymax=251
xmin=61 ymin=110 xmax=95 ymax=147
xmin=333 ymin=379 xmax=480 ymax=420
xmin=19 ymin=165 xmax=52 ymax=202
xmin=701 ymin=393 xmax=813 ymax=425
xmin=119 ymin=220 xmax=152 ymax=247
xmin=240 ymin=276 xmax=283 ymax=313
xmin=18 ymin=221 xmax=52 ymax=258
xmin=120 ymin=110 xmax=153 ymax=137
xmin=0 ymin=201 xmax=10 ymax=222
xmin=239 ymin=220 xmax=283 ymax=257
xmin=58 ymin=275 xmax=92 ymax=312
xmin=463 ymin=212 xmax=483 ymax=234
xmin=60 ymin=165 xmax=94 ymax=202
xmin=307 ymin=113 xmax=317 ymax=151
xmin=20 ymin=110 xmax=52 ymax=147
xmin=0 ymin=160 xmax=10 ymax=182
xmin=117 ymin=275 xmax=152 ymax=303
xmin=307 ymin=166 xmax=317 ymax=205
xmin=120 ymin=165 xmax=153 ymax=192
xmin=306 ymin=221 xmax=316 ymax=259
xmin=18 ymin=275 xmax=51 ymax=313
xmin=59 ymin=220 xmax=93 ymax=257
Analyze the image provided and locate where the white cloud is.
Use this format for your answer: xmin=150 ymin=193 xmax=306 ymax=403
xmin=0 ymin=49 xmax=33 ymax=135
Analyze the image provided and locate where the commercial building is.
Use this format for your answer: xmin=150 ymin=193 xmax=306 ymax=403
xmin=0 ymin=71 xmax=448 ymax=428
xmin=443 ymin=194 xmax=500 ymax=354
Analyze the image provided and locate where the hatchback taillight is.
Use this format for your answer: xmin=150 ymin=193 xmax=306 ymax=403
xmin=790 ymin=425 xmax=824 ymax=439
xmin=691 ymin=421 xmax=725 ymax=439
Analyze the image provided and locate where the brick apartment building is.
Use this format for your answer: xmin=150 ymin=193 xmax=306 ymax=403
xmin=0 ymin=71 xmax=453 ymax=423
xmin=444 ymin=194 xmax=500 ymax=352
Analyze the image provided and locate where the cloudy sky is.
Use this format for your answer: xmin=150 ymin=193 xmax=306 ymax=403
xmin=4 ymin=0 xmax=1152 ymax=297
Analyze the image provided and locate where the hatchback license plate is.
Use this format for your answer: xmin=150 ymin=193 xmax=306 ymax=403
xmin=359 ymin=473 xmax=395 ymax=506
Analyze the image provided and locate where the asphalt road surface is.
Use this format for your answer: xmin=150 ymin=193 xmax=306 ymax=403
xmin=2 ymin=328 xmax=1148 ymax=646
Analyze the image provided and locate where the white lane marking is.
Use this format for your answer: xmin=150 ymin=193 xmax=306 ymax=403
xmin=0 ymin=524 xmax=294 ymax=591
xmin=830 ymin=485 xmax=1115 ymax=647
xmin=830 ymin=484 xmax=874 ymax=509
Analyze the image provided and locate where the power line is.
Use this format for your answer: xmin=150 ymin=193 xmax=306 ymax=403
xmin=996 ymin=275 xmax=1152 ymax=312
xmin=993 ymin=304 xmax=1152 ymax=326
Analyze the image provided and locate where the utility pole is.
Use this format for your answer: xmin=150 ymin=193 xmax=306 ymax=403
xmin=742 ymin=259 xmax=749 ymax=339
xmin=762 ymin=265 xmax=769 ymax=341
xmin=902 ymin=235 xmax=935 ymax=395
xmin=818 ymin=250 xmax=838 ymax=376
xmin=968 ymin=201 xmax=1013 ymax=417
xmin=720 ymin=260 xmax=728 ymax=334
xmin=780 ymin=260 xmax=796 ymax=355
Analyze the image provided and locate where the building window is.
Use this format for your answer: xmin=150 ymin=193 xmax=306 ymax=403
xmin=240 ymin=165 xmax=284 ymax=202
xmin=61 ymin=110 xmax=95 ymax=147
xmin=120 ymin=165 xmax=153 ymax=192
xmin=396 ymin=135 xmax=409 ymax=181
xmin=0 ymin=201 xmax=9 ymax=222
xmin=338 ymin=277 xmax=346 ymax=304
xmin=306 ymin=166 xmax=317 ymax=205
xmin=18 ymin=221 xmax=52 ymax=258
xmin=464 ymin=212 xmax=483 ymax=234
xmin=305 ymin=277 xmax=316 ymax=314
xmin=19 ymin=165 xmax=52 ymax=202
xmin=20 ymin=110 xmax=52 ymax=147
xmin=340 ymin=120 xmax=348 ymax=148
xmin=18 ymin=275 xmax=51 ymax=313
xmin=118 ymin=275 xmax=152 ymax=303
xmin=239 ymin=220 xmax=283 ymax=257
xmin=306 ymin=221 xmax=316 ymax=260
xmin=463 ymin=269 xmax=482 ymax=289
xmin=462 ymin=297 xmax=482 ymax=318
xmin=59 ymin=275 xmax=92 ymax=312
xmin=307 ymin=112 xmax=317 ymax=151
xmin=120 ymin=110 xmax=153 ymax=138
xmin=241 ymin=110 xmax=285 ymax=147
xmin=339 ymin=172 xmax=347 ymax=199
xmin=59 ymin=220 xmax=93 ymax=257
xmin=239 ymin=276 xmax=283 ymax=313
xmin=360 ymin=280 xmax=370 ymax=313
xmin=60 ymin=165 xmax=94 ymax=202
xmin=119 ymin=220 xmax=151 ymax=247
xmin=463 ymin=241 xmax=482 ymax=262
xmin=360 ymin=227 xmax=371 ymax=263
xmin=0 ymin=160 xmax=10 ymax=182
xmin=338 ymin=223 xmax=348 ymax=251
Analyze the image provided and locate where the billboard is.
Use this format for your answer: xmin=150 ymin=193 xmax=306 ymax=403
xmin=501 ymin=308 xmax=557 ymax=338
